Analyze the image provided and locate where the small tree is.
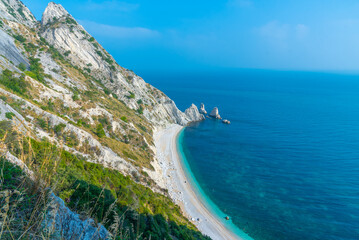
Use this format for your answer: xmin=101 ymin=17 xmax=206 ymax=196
xmin=96 ymin=123 xmax=106 ymax=138
xmin=18 ymin=63 xmax=26 ymax=71
xmin=5 ymin=112 xmax=15 ymax=120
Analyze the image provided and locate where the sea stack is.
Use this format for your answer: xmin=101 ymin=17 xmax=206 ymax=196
xmin=209 ymin=107 xmax=221 ymax=119
xmin=200 ymin=103 xmax=207 ymax=115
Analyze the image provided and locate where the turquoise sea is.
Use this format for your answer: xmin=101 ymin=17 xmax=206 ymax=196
xmin=142 ymin=70 xmax=359 ymax=240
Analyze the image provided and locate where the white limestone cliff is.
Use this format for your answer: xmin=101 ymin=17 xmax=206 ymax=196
xmin=39 ymin=2 xmax=202 ymax=127
xmin=0 ymin=28 xmax=29 ymax=67
xmin=0 ymin=0 xmax=37 ymax=27
xmin=185 ymin=104 xmax=205 ymax=122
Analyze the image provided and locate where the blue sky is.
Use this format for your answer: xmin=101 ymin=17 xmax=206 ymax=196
xmin=22 ymin=0 xmax=359 ymax=73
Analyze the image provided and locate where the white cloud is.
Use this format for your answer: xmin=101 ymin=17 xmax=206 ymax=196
xmin=295 ymin=24 xmax=309 ymax=40
xmin=256 ymin=21 xmax=310 ymax=49
xmin=79 ymin=20 xmax=160 ymax=39
xmin=258 ymin=21 xmax=290 ymax=41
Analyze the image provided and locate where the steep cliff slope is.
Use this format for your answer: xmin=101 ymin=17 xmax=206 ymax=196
xmin=39 ymin=2 xmax=203 ymax=127
xmin=0 ymin=1 xmax=208 ymax=239
xmin=0 ymin=0 xmax=204 ymax=181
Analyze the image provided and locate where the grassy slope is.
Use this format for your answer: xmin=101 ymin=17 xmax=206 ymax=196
xmin=0 ymin=121 xmax=210 ymax=239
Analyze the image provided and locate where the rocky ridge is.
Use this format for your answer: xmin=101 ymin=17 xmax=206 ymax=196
xmin=39 ymin=2 xmax=203 ymax=127
xmin=0 ymin=0 xmax=37 ymax=27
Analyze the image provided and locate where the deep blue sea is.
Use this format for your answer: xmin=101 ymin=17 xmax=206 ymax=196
xmin=142 ymin=70 xmax=359 ymax=240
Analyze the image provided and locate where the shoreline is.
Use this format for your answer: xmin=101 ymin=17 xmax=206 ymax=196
xmin=154 ymin=124 xmax=252 ymax=240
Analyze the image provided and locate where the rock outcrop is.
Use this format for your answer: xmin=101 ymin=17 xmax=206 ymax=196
xmin=0 ymin=29 xmax=29 ymax=67
xmin=209 ymin=107 xmax=221 ymax=119
xmin=199 ymin=103 xmax=207 ymax=115
xmin=0 ymin=0 xmax=37 ymax=27
xmin=45 ymin=194 xmax=110 ymax=240
xmin=185 ymin=104 xmax=205 ymax=122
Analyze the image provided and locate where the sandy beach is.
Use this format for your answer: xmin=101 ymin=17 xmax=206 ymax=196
xmin=154 ymin=124 xmax=246 ymax=240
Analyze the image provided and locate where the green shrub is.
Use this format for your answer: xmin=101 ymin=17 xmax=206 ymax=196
xmin=54 ymin=123 xmax=66 ymax=135
xmin=5 ymin=112 xmax=15 ymax=119
xmin=18 ymin=62 xmax=26 ymax=71
xmin=72 ymin=93 xmax=79 ymax=101
xmin=126 ymin=91 xmax=135 ymax=99
xmin=14 ymin=34 xmax=26 ymax=43
xmin=48 ymin=45 xmax=65 ymax=62
xmin=23 ymin=42 xmax=38 ymax=54
xmin=37 ymin=118 xmax=48 ymax=129
xmin=27 ymin=57 xmax=46 ymax=84
xmin=17 ymin=6 xmax=26 ymax=19
xmin=104 ymin=57 xmax=113 ymax=65
xmin=104 ymin=88 xmax=110 ymax=95
xmin=96 ymin=50 xmax=103 ymax=58
xmin=137 ymin=105 xmax=144 ymax=114
xmin=126 ymin=75 xmax=133 ymax=82
xmin=95 ymin=123 xmax=106 ymax=138
xmin=89 ymin=37 xmax=95 ymax=42
xmin=66 ymin=17 xmax=77 ymax=25
xmin=0 ymin=69 xmax=28 ymax=96
xmin=120 ymin=116 xmax=128 ymax=123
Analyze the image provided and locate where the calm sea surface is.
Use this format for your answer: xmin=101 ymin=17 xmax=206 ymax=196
xmin=142 ymin=70 xmax=359 ymax=240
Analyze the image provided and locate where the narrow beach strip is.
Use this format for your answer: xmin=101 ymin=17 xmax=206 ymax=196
xmin=155 ymin=124 xmax=253 ymax=240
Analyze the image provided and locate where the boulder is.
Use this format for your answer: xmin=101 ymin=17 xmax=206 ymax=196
xmin=209 ymin=107 xmax=221 ymax=119
xmin=199 ymin=103 xmax=207 ymax=114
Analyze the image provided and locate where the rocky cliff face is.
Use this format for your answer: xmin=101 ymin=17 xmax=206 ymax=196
xmin=0 ymin=28 xmax=29 ymax=68
xmin=0 ymin=0 xmax=37 ymax=27
xmin=46 ymin=193 xmax=110 ymax=240
xmin=39 ymin=2 xmax=201 ymax=127
xmin=185 ymin=104 xmax=205 ymax=122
